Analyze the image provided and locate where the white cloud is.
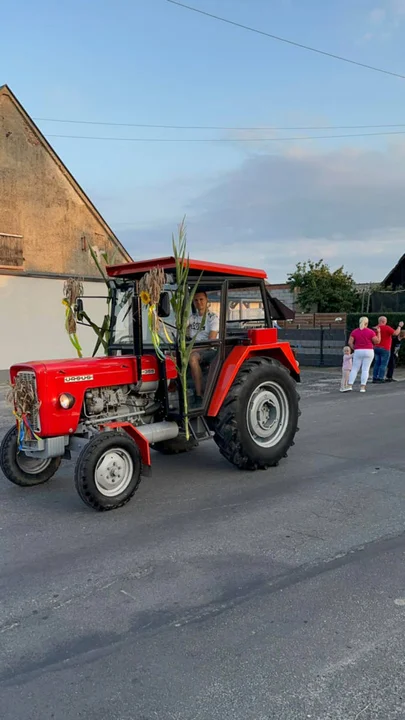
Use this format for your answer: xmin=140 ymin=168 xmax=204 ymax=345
xmin=360 ymin=31 xmax=375 ymax=42
xmin=369 ymin=7 xmax=386 ymax=24
xmin=391 ymin=0 xmax=405 ymax=15
xmin=363 ymin=0 xmax=405 ymax=39
xmin=112 ymin=142 xmax=405 ymax=284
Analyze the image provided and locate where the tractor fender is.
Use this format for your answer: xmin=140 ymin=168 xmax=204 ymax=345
xmin=103 ymin=422 xmax=151 ymax=471
xmin=102 ymin=420 xmax=180 ymax=474
xmin=207 ymin=343 xmax=300 ymax=418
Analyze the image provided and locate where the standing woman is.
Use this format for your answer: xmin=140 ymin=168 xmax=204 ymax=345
xmin=345 ymin=317 xmax=380 ymax=393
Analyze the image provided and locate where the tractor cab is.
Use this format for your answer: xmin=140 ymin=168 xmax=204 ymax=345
xmin=104 ymin=257 xmax=298 ymax=420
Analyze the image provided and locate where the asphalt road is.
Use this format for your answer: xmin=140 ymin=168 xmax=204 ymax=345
xmin=1 ymin=373 xmax=405 ymax=719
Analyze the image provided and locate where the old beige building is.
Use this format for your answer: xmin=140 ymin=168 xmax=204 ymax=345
xmin=0 ymin=84 xmax=132 ymax=377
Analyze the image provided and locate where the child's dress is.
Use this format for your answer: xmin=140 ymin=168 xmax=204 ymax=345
xmin=341 ymin=354 xmax=353 ymax=389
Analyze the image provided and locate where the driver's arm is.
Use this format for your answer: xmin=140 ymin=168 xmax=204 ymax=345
xmin=208 ymin=313 xmax=219 ymax=342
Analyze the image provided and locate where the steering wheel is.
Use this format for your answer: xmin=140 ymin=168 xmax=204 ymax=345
xmin=115 ymin=335 xmax=133 ymax=343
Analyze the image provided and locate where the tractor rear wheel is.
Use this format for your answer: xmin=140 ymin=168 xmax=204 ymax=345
xmin=0 ymin=426 xmax=61 ymax=487
xmin=152 ymin=434 xmax=198 ymax=455
xmin=74 ymin=431 xmax=142 ymax=511
xmin=212 ymin=357 xmax=300 ymax=470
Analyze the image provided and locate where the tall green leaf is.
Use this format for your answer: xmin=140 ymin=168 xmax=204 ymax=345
xmin=170 ymin=218 xmax=204 ymax=439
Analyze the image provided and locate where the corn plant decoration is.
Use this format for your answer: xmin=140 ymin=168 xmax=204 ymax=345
xmin=7 ymin=375 xmax=41 ymax=449
xmin=138 ymin=267 xmax=173 ymax=359
xmin=62 ymin=278 xmax=84 ymax=357
xmin=170 ymin=218 xmax=205 ymax=440
xmin=61 ymin=245 xmax=118 ymax=357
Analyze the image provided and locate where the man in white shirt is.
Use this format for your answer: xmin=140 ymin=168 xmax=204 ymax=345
xmin=188 ymin=291 xmax=219 ymax=406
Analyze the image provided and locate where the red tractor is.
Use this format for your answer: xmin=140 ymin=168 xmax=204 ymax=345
xmin=0 ymin=257 xmax=300 ymax=511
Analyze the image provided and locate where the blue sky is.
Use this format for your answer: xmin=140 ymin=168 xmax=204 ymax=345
xmin=2 ymin=0 xmax=405 ymax=281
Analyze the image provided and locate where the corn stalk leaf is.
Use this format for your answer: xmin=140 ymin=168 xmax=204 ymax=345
xmin=62 ymin=244 xmax=116 ymax=356
xmin=170 ymin=217 xmax=205 ymax=439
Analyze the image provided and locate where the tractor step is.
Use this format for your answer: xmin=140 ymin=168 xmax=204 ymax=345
xmin=189 ymin=416 xmax=213 ymax=443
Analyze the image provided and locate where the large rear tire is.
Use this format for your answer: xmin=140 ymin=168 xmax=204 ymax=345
xmin=74 ymin=431 xmax=142 ymax=511
xmin=152 ymin=434 xmax=198 ymax=455
xmin=212 ymin=357 xmax=300 ymax=470
xmin=0 ymin=426 xmax=61 ymax=487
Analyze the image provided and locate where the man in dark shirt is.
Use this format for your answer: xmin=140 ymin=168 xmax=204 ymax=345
xmin=386 ymin=330 xmax=404 ymax=382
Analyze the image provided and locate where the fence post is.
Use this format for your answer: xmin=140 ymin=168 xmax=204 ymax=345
xmin=319 ymin=326 xmax=325 ymax=366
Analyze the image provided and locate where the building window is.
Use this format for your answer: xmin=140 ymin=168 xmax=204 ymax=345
xmin=0 ymin=233 xmax=24 ymax=268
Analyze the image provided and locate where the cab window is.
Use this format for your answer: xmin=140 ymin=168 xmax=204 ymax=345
xmin=226 ymin=284 xmax=267 ymax=335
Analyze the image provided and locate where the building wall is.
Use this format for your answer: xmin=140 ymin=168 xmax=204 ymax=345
xmin=271 ymin=287 xmax=295 ymax=310
xmin=267 ymin=284 xmax=298 ymax=311
xmin=0 ymin=275 xmax=107 ymax=379
xmin=0 ymin=90 xmax=126 ymax=277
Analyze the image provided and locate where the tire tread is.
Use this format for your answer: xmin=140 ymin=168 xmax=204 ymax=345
xmin=0 ymin=426 xmax=61 ymax=487
xmin=152 ymin=434 xmax=198 ymax=456
xmin=212 ymin=357 xmax=300 ymax=470
xmin=74 ymin=431 xmax=142 ymax=511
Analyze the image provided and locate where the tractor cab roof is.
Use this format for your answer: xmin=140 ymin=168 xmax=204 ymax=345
xmin=107 ymin=256 xmax=267 ymax=281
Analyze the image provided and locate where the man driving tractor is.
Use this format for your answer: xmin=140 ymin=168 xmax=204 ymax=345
xmin=187 ymin=291 xmax=219 ymax=406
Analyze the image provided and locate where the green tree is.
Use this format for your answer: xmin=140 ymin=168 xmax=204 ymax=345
xmin=288 ymin=259 xmax=360 ymax=313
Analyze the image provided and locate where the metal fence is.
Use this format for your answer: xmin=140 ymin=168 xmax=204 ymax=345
xmin=370 ymin=291 xmax=405 ymax=313
xmin=278 ymin=328 xmax=346 ymax=367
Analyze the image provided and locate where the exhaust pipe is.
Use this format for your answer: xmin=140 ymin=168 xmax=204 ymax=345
xmin=139 ymin=421 xmax=179 ymax=444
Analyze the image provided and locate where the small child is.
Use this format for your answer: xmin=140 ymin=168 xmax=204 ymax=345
xmin=340 ymin=346 xmax=352 ymax=391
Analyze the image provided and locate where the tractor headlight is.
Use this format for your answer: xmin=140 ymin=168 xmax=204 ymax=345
xmin=59 ymin=393 xmax=75 ymax=409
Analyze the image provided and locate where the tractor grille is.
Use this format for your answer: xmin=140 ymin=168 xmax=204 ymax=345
xmin=16 ymin=371 xmax=41 ymax=432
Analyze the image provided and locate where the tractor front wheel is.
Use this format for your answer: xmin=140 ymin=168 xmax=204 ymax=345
xmin=0 ymin=426 xmax=61 ymax=487
xmin=212 ymin=358 xmax=300 ymax=470
xmin=74 ymin=431 xmax=142 ymax=511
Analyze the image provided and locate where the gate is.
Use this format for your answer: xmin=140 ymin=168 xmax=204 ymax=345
xmin=278 ymin=328 xmax=346 ymax=367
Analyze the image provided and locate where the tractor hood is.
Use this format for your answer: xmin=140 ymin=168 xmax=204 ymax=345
xmin=10 ymin=354 xmax=177 ymax=385
xmin=11 ymin=356 xmax=139 ymax=386
xmin=10 ymin=355 xmax=176 ymax=438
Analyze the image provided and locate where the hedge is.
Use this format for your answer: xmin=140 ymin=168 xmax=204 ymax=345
xmin=346 ymin=313 xmax=405 ymax=365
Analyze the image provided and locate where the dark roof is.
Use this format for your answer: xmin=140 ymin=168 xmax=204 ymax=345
xmin=107 ymin=256 xmax=267 ymax=280
xmin=382 ymin=253 xmax=405 ymax=287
